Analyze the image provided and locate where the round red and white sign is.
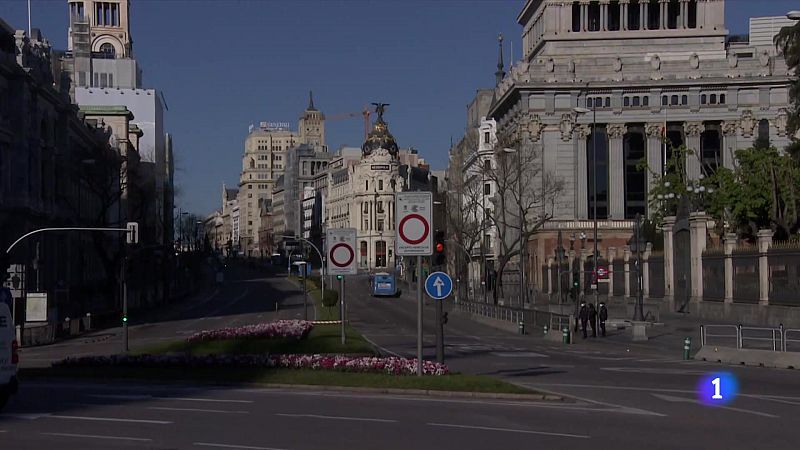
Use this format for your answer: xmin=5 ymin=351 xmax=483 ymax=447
xmin=596 ymin=266 xmax=608 ymax=278
xmin=329 ymin=243 xmax=355 ymax=268
xmin=398 ymin=213 xmax=430 ymax=245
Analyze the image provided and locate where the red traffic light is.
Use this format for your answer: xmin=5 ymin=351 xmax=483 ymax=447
xmin=435 ymin=242 xmax=444 ymax=253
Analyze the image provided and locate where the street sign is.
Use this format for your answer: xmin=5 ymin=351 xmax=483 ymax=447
xmin=596 ymin=266 xmax=609 ymax=279
xmin=26 ymin=292 xmax=48 ymax=322
xmin=425 ymin=271 xmax=453 ymax=300
xmin=326 ymin=228 xmax=357 ymax=275
xmin=395 ymin=192 xmax=433 ymax=256
xmin=126 ymin=222 xmax=139 ymax=244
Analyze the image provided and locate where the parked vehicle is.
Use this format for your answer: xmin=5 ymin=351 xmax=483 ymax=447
xmin=0 ymin=301 xmax=18 ymax=410
xmin=372 ymin=272 xmax=399 ymax=297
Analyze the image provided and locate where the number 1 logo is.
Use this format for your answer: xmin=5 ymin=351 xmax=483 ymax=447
xmin=711 ymin=377 xmax=723 ymax=400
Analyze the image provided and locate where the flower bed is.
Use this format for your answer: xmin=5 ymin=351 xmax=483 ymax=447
xmin=55 ymin=354 xmax=449 ymax=376
xmin=186 ymin=320 xmax=314 ymax=343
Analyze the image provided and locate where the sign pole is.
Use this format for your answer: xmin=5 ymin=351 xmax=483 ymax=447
xmin=340 ymin=276 xmax=346 ymax=345
xmin=122 ymin=251 xmax=128 ymax=353
xmin=417 ymin=255 xmax=423 ymax=376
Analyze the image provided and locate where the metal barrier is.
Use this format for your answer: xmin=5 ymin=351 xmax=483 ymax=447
xmin=456 ymin=299 xmax=571 ymax=334
xmin=700 ymin=324 xmax=739 ymax=348
xmin=700 ymin=323 xmax=800 ymax=353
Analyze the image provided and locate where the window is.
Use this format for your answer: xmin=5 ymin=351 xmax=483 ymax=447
xmin=643 ymin=96 xmax=649 ymax=106
xmin=624 ymin=97 xmax=630 ymax=107
xmin=99 ymin=43 xmax=115 ymax=57
xmin=362 ymin=203 xmax=368 ymax=214
xmin=587 ymin=98 xmax=594 ymax=108
xmin=99 ymin=73 xmax=108 ymax=88
xmin=757 ymin=119 xmax=770 ymax=148
xmin=688 ymin=0 xmax=698 ymax=28
xmin=484 ymin=183 xmax=491 ymax=195
xmin=484 ymin=234 xmax=492 ymax=251
xmin=632 ymin=96 xmax=640 ymax=107
xmin=701 ymin=123 xmax=722 ymax=175
xmin=662 ymin=96 xmax=668 ymax=106
xmin=484 ymin=132 xmax=490 ymax=144
xmin=377 ymin=201 xmax=384 ymax=213
xmin=364 ymin=219 xmax=369 ymax=230
xmin=375 ymin=241 xmax=387 ymax=267
xmin=608 ymin=0 xmax=621 ymax=31
xmin=681 ymin=95 xmax=688 ymax=105
xmin=248 ymin=193 xmax=252 ymax=198
xmin=628 ymin=0 xmax=641 ymax=30
xmin=379 ymin=179 xmax=383 ymax=191
xmin=377 ymin=219 xmax=384 ymax=232
xmin=365 ymin=180 xmax=369 ymax=191
xmin=248 ymin=185 xmax=252 ymax=189
xmin=572 ymin=1 xmax=581 ymax=32
xmin=588 ymin=1 xmax=600 ymax=31
xmin=701 ymin=94 xmax=707 ymax=104
xmin=719 ymin=94 xmax=726 ymax=104
xmin=587 ymin=126 xmax=609 ymax=219
xmin=647 ymin=0 xmax=660 ymax=30
xmin=483 ymin=160 xmax=491 ymax=171
xmin=671 ymin=95 xmax=679 ymax=105
xmin=623 ymin=125 xmax=647 ymax=218
xmin=710 ymin=94 xmax=717 ymax=105
xmin=604 ymin=97 xmax=611 ymax=108
xmin=667 ymin=0 xmax=680 ymax=29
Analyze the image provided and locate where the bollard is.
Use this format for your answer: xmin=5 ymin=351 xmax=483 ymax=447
xmin=683 ymin=337 xmax=691 ymax=360
xmin=544 ymin=324 xmax=549 ymax=337
xmin=518 ymin=321 xmax=525 ymax=335
xmin=562 ymin=327 xmax=570 ymax=344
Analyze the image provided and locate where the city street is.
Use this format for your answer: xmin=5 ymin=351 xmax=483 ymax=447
xmin=0 ymin=268 xmax=797 ymax=449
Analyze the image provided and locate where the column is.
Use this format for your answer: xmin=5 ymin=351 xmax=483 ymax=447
xmin=662 ymin=216 xmax=676 ymax=299
xmin=607 ymin=124 xmax=626 ymax=220
xmin=621 ymin=0 xmax=628 ymax=30
xmin=645 ymin=124 xmax=663 ymax=213
xmin=688 ymin=212 xmax=709 ymax=302
xmin=757 ymin=229 xmax=773 ymax=306
xmin=723 ymin=233 xmax=736 ymax=304
xmin=600 ymin=0 xmax=608 ymax=31
xmin=684 ymin=122 xmax=702 ymax=181
xmin=643 ymin=242 xmax=652 ymax=298
xmin=623 ymin=246 xmax=631 ymax=297
xmin=680 ymin=0 xmax=687 ymax=28
xmin=660 ymin=0 xmax=668 ymax=29
xmin=576 ymin=125 xmax=590 ymax=219
xmin=721 ymin=121 xmax=737 ymax=170
xmin=608 ymin=247 xmax=617 ymax=296
xmin=581 ymin=2 xmax=588 ymax=31
xmin=641 ymin=1 xmax=648 ymax=29
xmin=547 ymin=257 xmax=554 ymax=295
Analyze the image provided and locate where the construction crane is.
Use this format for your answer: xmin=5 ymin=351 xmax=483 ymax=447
xmin=326 ymin=106 xmax=371 ymax=141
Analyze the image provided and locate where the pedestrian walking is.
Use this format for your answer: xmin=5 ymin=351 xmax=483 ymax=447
xmin=579 ymin=302 xmax=589 ymax=339
xmin=588 ymin=303 xmax=598 ymax=338
xmin=599 ymin=302 xmax=608 ymax=337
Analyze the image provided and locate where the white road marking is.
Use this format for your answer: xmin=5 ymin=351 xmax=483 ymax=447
xmin=41 ymin=432 xmax=152 ymax=442
xmin=531 ymin=382 xmax=800 ymax=403
xmin=490 ymin=352 xmax=549 ymax=358
xmin=0 ymin=413 xmax=51 ymax=420
xmin=517 ymin=384 xmax=666 ymax=417
xmin=148 ymin=407 xmax=248 ymax=414
xmin=50 ymin=415 xmax=172 ymax=424
xmin=275 ymin=413 xmax=396 ymax=423
xmin=651 ymin=393 xmax=779 ymax=418
xmin=601 ymin=367 xmax=707 ymax=375
xmin=360 ymin=334 xmax=403 ymax=357
xmin=427 ymin=422 xmax=590 ymax=439
xmin=91 ymin=394 xmax=152 ymax=401
xmin=756 ymin=396 xmax=800 ymax=406
xmin=166 ymin=397 xmax=254 ymax=404
xmin=194 ymin=443 xmax=288 ymax=450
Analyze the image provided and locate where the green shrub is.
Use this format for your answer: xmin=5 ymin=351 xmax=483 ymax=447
xmin=321 ymin=289 xmax=339 ymax=307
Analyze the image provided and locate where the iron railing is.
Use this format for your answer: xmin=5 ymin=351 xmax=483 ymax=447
xmin=455 ymin=299 xmax=572 ymax=333
xmin=700 ymin=323 xmax=799 ymax=352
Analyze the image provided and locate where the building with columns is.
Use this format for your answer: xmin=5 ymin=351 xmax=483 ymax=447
xmin=487 ymin=0 xmax=792 ymax=289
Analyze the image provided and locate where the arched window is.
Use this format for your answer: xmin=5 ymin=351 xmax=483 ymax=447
xmin=632 ymin=96 xmax=640 ymax=107
xmin=604 ymin=97 xmax=611 ymax=108
xmin=375 ymin=241 xmax=387 ymax=267
xmin=643 ymin=96 xmax=649 ymax=106
xmin=701 ymin=94 xmax=707 ymax=104
xmin=99 ymin=42 xmax=115 ymax=57
xmin=662 ymin=95 xmax=668 ymax=106
xmin=719 ymin=94 xmax=726 ymax=104
xmin=587 ymin=97 xmax=594 ymax=108
xmin=624 ymin=97 xmax=631 ymax=107
xmin=671 ymin=95 xmax=679 ymax=106
xmin=249 ymin=158 xmax=255 ymax=169
xmin=623 ymin=125 xmax=647 ymax=219
xmin=681 ymin=95 xmax=688 ymax=105
xmin=710 ymin=94 xmax=717 ymax=104
xmin=360 ymin=241 xmax=368 ymax=266
xmin=587 ymin=126 xmax=609 ymax=219
xmin=700 ymin=122 xmax=721 ymax=175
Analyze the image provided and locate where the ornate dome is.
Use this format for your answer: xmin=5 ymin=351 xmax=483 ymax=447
xmin=361 ymin=103 xmax=398 ymax=158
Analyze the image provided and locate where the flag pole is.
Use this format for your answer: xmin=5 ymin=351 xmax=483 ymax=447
xmin=27 ymin=0 xmax=32 ymax=35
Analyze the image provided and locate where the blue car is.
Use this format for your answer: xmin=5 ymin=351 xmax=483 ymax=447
xmin=372 ymin=272 xmax=398 ymax=297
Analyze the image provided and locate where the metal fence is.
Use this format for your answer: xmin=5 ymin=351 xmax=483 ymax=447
xmin=768 ymin=248 xmax=800 ymax=307
xmin=733 ymin=253 xmax=760 ymax=303
xmin=648 ymin=256 xmax=665 ymax=299
xmin=700 ymin=324 xmax=800 ymax=352
xmin=702 ymin=254 xmax=725 ymax=301
xmin=455 ymin=299 xmax=572 ymax=334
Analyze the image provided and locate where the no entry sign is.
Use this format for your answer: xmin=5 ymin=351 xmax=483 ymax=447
xmin=326 ymin=228 xmax=357 ymax=275
xmin=395 ymin=192 xmax=432 ymax=256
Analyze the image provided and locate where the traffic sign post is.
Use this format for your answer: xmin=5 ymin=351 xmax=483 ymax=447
xmin=396 ymin=192 xmax=433 ymax=376
xmin=425 ymin=272 xmax=453 ymax=300
xmin=326 ymin=228 xmax=357 ymax=345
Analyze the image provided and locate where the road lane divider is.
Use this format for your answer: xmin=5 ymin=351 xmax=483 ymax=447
xmin=148 ymin=407 xmax=249 ymax=414
xmin=275 ymin=413 xmax=397 ymax=423
xmin=427 ymin=422 xmax=590 ymax=439
xmin=41 ymin=432 xmax=152 ymax=442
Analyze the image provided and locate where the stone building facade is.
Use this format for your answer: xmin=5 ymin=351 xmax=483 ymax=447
xmin=487 ymin=0 xmax=793 ymax=290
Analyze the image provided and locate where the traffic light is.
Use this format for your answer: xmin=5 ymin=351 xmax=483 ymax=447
xmin=572 ymin=270 xmax=580 ymax=289
xmin=336 ymin=275 xmax=343 ymax=281
xmin=434 ymin=231 xmax=446 ymax=267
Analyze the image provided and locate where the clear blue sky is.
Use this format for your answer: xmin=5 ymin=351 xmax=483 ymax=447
xmin=3 ymin=0 xmax=796 ymax=216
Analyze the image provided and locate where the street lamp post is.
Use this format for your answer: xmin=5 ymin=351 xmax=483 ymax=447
xmin=574 ymin=104 xmax=599 ymax=327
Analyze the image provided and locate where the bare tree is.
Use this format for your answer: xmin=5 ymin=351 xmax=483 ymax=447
xmin=483 ymin=132 xmax=563 ymax=302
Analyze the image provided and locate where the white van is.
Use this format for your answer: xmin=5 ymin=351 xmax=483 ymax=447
xmin=0 ymin=302 xmax=18 ymax=410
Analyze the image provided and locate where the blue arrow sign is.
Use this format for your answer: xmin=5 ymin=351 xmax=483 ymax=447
xmin=425 ymin=271 xmax=453 ymax=300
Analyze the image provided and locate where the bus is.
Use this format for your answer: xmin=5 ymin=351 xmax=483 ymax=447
xmin=372 ymin=272 xmax=398 ymax=297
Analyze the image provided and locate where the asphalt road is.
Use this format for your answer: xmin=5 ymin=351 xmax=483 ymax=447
xmin=2 ymin=266 xmax=798 ymax=449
